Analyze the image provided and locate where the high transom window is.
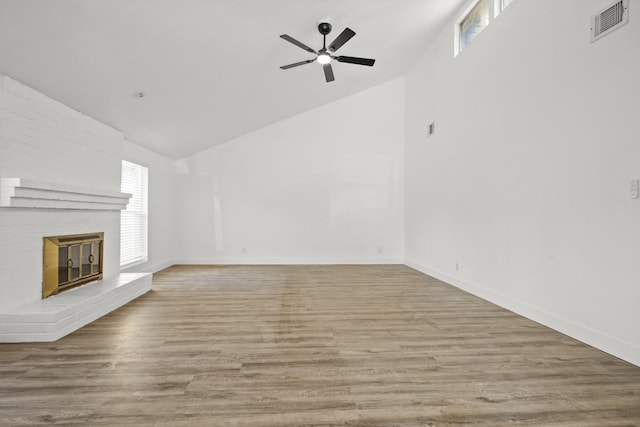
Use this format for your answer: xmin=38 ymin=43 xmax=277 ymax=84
xmin=456 ymin=0 xmax=517 ymax=56
xmin=459 ymin=0 xmax=490 ymax=52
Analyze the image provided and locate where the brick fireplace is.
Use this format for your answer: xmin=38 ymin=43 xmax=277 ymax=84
xmin=0 ymin=178 xmax=151 ymax=342
xmin=0 ymin=74 xmax=152 ymax=342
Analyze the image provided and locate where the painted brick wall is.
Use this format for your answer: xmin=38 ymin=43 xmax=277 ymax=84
xmin=0 ymin=74 xmax=124 ymax=311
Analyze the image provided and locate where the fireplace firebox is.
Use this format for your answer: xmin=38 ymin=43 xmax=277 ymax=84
xmin=43 ymin=233 xmax=104 ymax=298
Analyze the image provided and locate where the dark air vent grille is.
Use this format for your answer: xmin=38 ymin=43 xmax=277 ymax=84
xmin=597 ymin=2 xmax=624 ymax=35
xmin=591 ymin=0 xmax=628 ymax=42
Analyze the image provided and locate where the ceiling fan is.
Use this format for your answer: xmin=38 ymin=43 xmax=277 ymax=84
xmin=279 ymin=22 xmax=376 ymax=83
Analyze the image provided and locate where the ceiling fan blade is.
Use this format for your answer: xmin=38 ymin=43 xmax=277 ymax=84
xmin=336 ymin=56 xmax=376 ymax=66
xmin=328 ymin=28 xmax=356 ymax=52
xmin=280 ymin=59 xmax=315 ymax=70
xmin=280 ymin=34 xmax=317 ymax=54
xmin=323 ymin=64 xmax=335 ymax=82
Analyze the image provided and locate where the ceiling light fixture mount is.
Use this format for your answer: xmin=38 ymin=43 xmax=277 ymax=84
xmin=318 ymin=22 xmax=332 ymax=36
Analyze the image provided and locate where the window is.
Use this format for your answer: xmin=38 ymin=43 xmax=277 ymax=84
xmin=120 ymin=160 xmax=148 ymax=267
xmin=455 ymin=0 xmax=517 ymax=55
xmin=501 ymin=0 xmax=515 ymax=11
xmin=459 ymin=0 xmax=490 ymax=52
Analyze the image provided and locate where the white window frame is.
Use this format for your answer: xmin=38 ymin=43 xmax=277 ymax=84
xmin=120 ymin=160 xmax=148 ymax=268
xmin=500 ymin=0 xmax=516 ymax=13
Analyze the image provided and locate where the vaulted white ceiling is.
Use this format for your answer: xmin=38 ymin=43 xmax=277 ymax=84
xmin=0 ymin=0 xmax=466 ymax=159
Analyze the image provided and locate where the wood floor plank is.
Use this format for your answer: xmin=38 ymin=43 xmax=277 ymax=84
xmin=1 ymin=264 xmax=639 ymax=426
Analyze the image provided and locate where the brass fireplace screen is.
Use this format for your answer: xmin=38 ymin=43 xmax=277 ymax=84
xmin=43 ymin=232 xmax=104 ymax=298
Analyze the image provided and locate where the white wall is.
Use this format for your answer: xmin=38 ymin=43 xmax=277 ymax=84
xmin=174 ymin=78 xmax=405 ymax=264
xmin=405 ymin=0 xmax=640 ymax=365
xmin=0 ymin=74 xmax=175 ymax=311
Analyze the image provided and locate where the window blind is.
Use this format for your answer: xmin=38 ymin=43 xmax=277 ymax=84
xmin=120 ymin=160 xmax=148 ymax=267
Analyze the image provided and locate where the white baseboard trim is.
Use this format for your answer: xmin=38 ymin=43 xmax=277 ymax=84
xmin=404 ymin=258 xmax=640 ymax=368
xmin=173 ymin=257 xmax=405 ymax=265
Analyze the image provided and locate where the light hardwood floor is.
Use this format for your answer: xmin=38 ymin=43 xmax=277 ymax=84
xmin=1 ymin=265 xmax=639 ymax=426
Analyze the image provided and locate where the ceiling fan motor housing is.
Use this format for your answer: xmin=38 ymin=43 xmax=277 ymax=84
xmin=318 ymin=22 xmax=332 ymax=36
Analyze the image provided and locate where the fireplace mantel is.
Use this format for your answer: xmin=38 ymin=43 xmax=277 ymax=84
xmin=0 ymin=178 xmax=131 ymax=210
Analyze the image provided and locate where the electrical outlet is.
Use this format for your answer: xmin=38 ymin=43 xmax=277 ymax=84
xmin=427 ymin=122 xmax=435 ymax=137
xmin=631 ymin=179 xmax=639 ymax=199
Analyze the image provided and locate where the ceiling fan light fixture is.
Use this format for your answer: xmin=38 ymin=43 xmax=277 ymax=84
xmin=279 ymin=22 xmax=375 ymax=83
xmin=317 ymin=53 xmax=331 ymax=65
